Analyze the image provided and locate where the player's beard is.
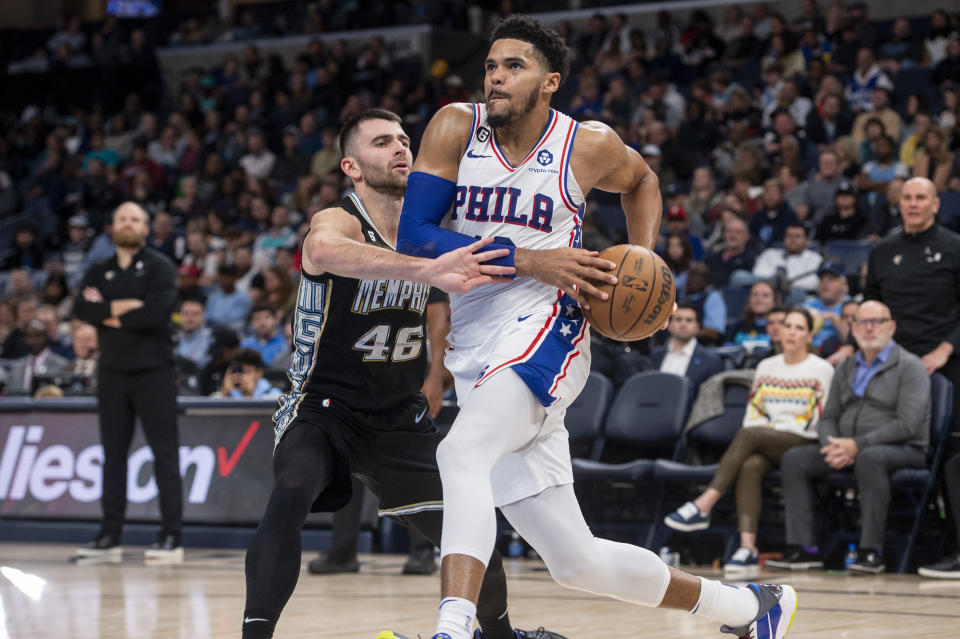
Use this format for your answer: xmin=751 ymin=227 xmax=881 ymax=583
xmin=487 ymin=84 xmax=539 ymax=128
xmin=112 ymin=228 xmax=146 ymax=248
xmin=358 ymin=159 xmax=407 ymax=197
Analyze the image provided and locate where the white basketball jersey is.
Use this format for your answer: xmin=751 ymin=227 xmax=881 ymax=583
xmin=446 ymin=103 xmax=585 ymax=348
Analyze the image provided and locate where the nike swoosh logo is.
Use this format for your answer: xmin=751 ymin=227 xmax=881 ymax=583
xmin=518 ymin=314 xmax=533 ymax=322
xmin=244 ymin=618 xmax=270 ymax=624
xmin=414 ymin=406 xmax=429 ymax=423
xmin=466 ymin=149 xmax=491 ymax=159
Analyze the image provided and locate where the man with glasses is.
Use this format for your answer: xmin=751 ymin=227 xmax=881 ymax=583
xmin=769 ymin=301 xmax=930 ymax=574
xmin=651 ymin=302 xmax=723 ymax=410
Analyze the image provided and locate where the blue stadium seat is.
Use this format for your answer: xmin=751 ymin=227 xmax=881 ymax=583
xmin=573 ymin=371 xmax=690 ymax=481
xmin=723 ymin=286 xmax=751 ymax=327
xmin=823 ymin=239 xmax=877 ymax=278
xmin=565 ymin=372 xmax=614 ymax=460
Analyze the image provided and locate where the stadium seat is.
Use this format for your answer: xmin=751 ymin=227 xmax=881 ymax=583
xmin=573 ymin=371 xmax=690 ymax=479
xmin=723 ymin=286 xmax=751 ymax=328
xmin=708 ymin=345 xmax=746 ymax=371
xmin=823 ymin=239 xmax=877 ymax=278
xmin=565 ymin=372 xmax=614 ymax=460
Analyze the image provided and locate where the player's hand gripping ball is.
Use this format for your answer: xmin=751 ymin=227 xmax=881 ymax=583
xmin=581 ymin=244 xmax=676 ymax=341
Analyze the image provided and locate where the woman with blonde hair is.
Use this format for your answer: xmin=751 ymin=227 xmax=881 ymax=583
xmin=913 ymin=127 xmax=953 ymax=192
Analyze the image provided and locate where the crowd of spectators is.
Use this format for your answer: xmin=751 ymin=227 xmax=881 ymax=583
xmin=1 ymin=1 xmax=960 ymax=400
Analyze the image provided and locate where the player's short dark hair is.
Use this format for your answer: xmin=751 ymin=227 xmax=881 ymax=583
xmin=489 ymin=16 xmax=571 ymax=86
xmin=339 ymin=108 xmax=403 ymax=158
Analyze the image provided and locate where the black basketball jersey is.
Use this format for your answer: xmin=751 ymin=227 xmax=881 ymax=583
xmin=273 ymin=193 xmax=430 ymax=437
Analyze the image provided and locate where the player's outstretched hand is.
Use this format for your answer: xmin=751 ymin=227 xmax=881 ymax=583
xmin=515 ymin=247 xmax=617 ymax=310
xmin=428 ymin=237 xmax=516 ymax=294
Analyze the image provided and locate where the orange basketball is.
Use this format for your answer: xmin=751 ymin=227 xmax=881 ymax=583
xmin=581 ymin=244 xmax=676 ymax=342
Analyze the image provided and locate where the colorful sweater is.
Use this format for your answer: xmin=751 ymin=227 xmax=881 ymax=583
xmin=743 ymin=353 xmax=835 ymax=439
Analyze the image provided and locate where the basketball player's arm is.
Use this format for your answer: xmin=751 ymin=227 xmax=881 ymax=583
xmin=573 ymin=122 xmax=662 ymax=250
xmin=397 ymin=104 xmax=517 ymax=268
xmin=303 ymin=207 xmax=514 ymax=294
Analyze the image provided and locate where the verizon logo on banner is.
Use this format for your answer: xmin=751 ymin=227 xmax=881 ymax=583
xmin=0 ymin=408 xmax=276 ymax=524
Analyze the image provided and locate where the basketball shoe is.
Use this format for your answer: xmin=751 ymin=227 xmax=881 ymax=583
xmin=76 ymin=532 xmax=122 ymax=558
xmin=720 ymin=583 xmax=798 ymax=639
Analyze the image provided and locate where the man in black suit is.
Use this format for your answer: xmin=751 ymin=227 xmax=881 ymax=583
xmin=650 ymin=302 xmax=723 ymax=410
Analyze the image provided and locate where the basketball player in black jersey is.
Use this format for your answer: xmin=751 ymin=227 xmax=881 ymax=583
xmin=242 ymin=108 xmax=565 ymax=639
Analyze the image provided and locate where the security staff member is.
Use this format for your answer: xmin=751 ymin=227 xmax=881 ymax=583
xmin=864 ymin=177 xmax=960 ymax=450
xmin=73 ymin=202 xmax=184 ymax=561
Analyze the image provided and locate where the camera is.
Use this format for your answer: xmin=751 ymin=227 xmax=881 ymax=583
xmin=229 ymin=361 xmax=244 ymax=374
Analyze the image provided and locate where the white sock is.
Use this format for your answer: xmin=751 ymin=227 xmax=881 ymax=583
xmin=690 ymin=577 xmax=759 ymax=627
xmin=434 ymin=597 xmax=476 ymax=639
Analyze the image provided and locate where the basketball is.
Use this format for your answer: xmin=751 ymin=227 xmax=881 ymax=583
xmin=581 ymin=244 xmax=676 ymax=342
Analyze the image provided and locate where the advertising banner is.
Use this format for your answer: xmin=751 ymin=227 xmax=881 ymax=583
xmin=0 ymin=402 xmax=278 ymax=524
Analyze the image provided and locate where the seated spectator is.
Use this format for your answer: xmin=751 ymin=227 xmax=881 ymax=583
xmin=2 ymin=297 xmax=39 ymax=359
xmin=214 ymin=348 xmax=282 ymax=398
xmin=777 ymin=165 xmax=810 ymax=225
xmin=662 ymin=233 xmax=695 ymax=297
xmin=743 ymin=306 xmax=787 ymax=367
xmin=205 ymin=264 xmax=252 ymax=332
xmin=176 ymin=298 xmax=213 ymax=369
xmin=805 ymin=94 xmax=853 ymax=147
xmin=806 ymin=149 xmax=844 ymax=224
xmin=749 ymin=178 xmax=799 ymax=247
xmin=240 ymin=305 xmax=288 ymax=366
xmin=845 ymin=48 xmax=893 ymax=114
xmin=851 ymin=88 xmax=902 ymax=150
xmin=253 ymin=205 xmax=297 ymax=268
xmin=753 ymin=222 xmax=822 ymax=298
xmin=35 ymin=304 xmax=73 ymax=360
xmin=680 ymin=263 xmax=727 ymax=346
xmin=239 ymin=128 xmax=276 ymax=180
xmin=71 ymin=321 xmax=98 ymax=391
xmin=899 ymin=112 xmax=932 ymax=170
xmin=6 ymin=320 xmax=71 ymax=394
xmin=769 ymin=301 xmax=929 ymax=574
xmin=704 ymin=215 xmax=756 ymax=289
xmin=876 ymin=18 xmax=923 ymax=74
xmin=3 ymin=224 xmax=45 ymax=270
xmin=918 ymin=453 xmax=960 ymax=578
xmin=726 ymin=280 xmax=781 ymax=350
xmin=823 ymin=299 xmax=861 ymax=366
xmin=816 ymin=180 xmax=869 ymax=241
xmin=804 ymin=259 xmax=850 ymax=354
xmin=866 ymin=178 xmax=904 ymax=239
xmin=664 ymin=307 xmax=834 ymax=574
xmin=856 ymin=136 xmax=908 ymax=200
xmin=651 ymin=302 xmax=723 ymax=410
xmin=662 ymin=206 xmax=704 ymax=261
xmin=912 ymin=127 xmax=954 ymax=193
xmin=931 ymin=33 xmax=960 ymax=88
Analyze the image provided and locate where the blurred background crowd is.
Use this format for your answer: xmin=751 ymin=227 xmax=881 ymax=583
xmin=1 ymin=0 xmax=959 ymax=397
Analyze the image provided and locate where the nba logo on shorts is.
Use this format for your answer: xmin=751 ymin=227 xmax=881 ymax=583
xmin=322 ymin=398 xmax=331 ymax=407
xmin=537 ymin=150 xmax=553 ymax=166
xmin=476 ymin=126 xmax=490 ymax=142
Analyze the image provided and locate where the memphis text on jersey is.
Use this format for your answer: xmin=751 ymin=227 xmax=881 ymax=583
xmin=351 ymin=278 xmax=430 ymax=315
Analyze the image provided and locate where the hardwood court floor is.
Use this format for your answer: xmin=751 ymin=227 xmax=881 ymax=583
xmin=0 ymin=543 xmax=958 ymax=638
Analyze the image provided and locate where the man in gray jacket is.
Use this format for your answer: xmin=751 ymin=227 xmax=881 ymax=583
xmin=768 ymin=300 xmax=930 ymax=574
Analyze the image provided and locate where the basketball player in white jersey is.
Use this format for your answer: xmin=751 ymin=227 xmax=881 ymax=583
xmin=396 ymin=17 xmax=798 ymax=639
